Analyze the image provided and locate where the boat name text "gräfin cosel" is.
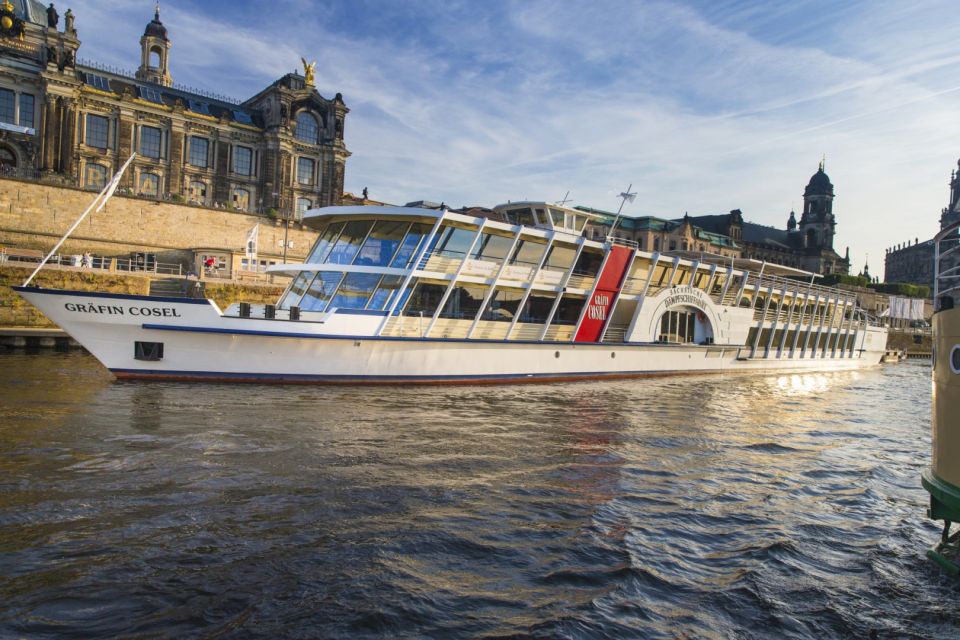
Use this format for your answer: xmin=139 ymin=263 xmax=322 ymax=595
xmin=63 ymin=302 xmax=182 ymax=317
xmin=587 ymin=293 xmax=610 ymax=320
xmin=663 ymin=287 xmax=708 ymax=311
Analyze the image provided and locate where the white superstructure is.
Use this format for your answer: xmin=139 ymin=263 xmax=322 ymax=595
xmin=15 ymin=203 xmax=888 ymax=383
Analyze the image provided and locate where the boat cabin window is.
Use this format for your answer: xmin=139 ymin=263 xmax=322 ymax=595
xmin=308 ymin=222 xmax=345 ymax=263
xmin=367 ymin=275 xmax=404 ymax=310
xmin=428 ymin=225 xmax=476 ymax=259
xmin=354 ymin=221 xmax=409 ymax=267
xmin=549 ymin=208 xmax=565 ymax=227
xmin=659 ymin=310 xmax=696 ymax=343
xmin=299 ymin=271 xmax=344 ymax=311
xmin=503 ymin=207 xmax=536 ymax=227
xmin=481 ymin=288 xmax=524 ymax=322
xmin=403 ymin=282 xmax=447 ymax=317
xmin=279 ymin=271 xmax=313 ymax=309
xmin=327 ymin=220 xmax=374 ymax=265
xmin=553 ymin=295 xmax=586 ymax=325
xmin=389 ymin=223 xmax=433 ymax=268
xmin=471 ymin=232 xmax=514 ymax=263
xmin=542 ymin=244 xmax=577 ymax=272
xmin=572 ymin=249 xmax=603 ymax=277
xmin=329 ymin=272 xmax=382 ymax=309
xmin=520 ymin=293 xmax=556 ymax=324
xmin=509 ymin=239 xmax=547 ymax=267
xmin=439 ymin=284 xmax=488 ymax=320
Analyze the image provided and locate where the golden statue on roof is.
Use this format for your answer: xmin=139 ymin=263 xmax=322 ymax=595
xmin=300 ymin=57 xmax=316 ymax=86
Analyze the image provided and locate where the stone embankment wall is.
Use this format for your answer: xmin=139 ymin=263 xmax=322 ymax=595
xmin=1 ymin=265 xmax=284 ymax=328
xmin=0 ymin=178 xmax=317 ymax=267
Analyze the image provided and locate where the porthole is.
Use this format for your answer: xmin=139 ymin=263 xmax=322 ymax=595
xmin=611 ymin=352 xmax=616 ymax=359
xmin=555 ymin=351 xmax=560 ymax=359
xmin=951 ymin=345 xmax=960 ymax=374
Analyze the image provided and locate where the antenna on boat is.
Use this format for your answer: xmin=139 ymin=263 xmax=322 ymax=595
xmin=555 ymin=191 xmax=572 ymax=207
xmin=608 ymin=184 xmax=636 ymax=242
xmin=22 ymin=153 xmax=137 ymax=288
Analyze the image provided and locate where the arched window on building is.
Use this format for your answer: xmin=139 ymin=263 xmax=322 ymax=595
xmin=806 ymin=228 xmax=817 ymax=248
xmin=0 ymin=146 xmax=16 ymax=170
xmin=295 ymin=112 xmax=319 ymax=144
xmin=297 ymin=197 xmax=312 ymax=220
xmin=233 ymin=188 xmax=251 ymax=212
xmin=188 ymin=181 xmax=207 ymax=205
xmin=84 ymin=164 xmax=108 ymax=190
xmin=139 ymin=173 xmax=160 ymax=197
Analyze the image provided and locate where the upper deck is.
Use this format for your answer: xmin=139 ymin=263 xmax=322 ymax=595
xmin=261 ymin=204 xmax=878 ymax=355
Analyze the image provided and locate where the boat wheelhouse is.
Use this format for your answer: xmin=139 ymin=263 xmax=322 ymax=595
xmin=14 ymin=202 xmax=887 ymax=383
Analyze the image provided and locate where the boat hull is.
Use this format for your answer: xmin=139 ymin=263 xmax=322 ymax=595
xmin=14 ymin=287 xmax=887 ymax=384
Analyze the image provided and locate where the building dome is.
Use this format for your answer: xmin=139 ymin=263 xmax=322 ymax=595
xmin=804 ymin=164 xmax=834 ymax=196
xmin=143 ymin=7 xmax=168 ymax=40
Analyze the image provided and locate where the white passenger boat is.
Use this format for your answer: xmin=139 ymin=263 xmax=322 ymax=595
xmin=14 ymin=202 xmax=888 ymax=383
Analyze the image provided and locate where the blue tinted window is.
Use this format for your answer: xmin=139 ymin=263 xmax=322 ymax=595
xmin=389 ymin=223 xmax=432 ymax=268
xmin=429 ymin=225 xmax=475 ymax=258
xmin=299 ymin=272 xmax=343 ymax=311
xmin=367 ymin=276 xmax=403 ymax=310
xmin=0 ymin=89 xmax=14 ymax=124
xmin=329 ymin=273 xmax=381 ymax=309
xmin=85 ymin=114 xmax=109 ymax=149
xmin=188 ymin=136 xmax=208 ymax=167
xmin=281 ymin=272 xmax=313 ymax=309
xmin=296 ymin=112 xmax=319 ymax=144
xmin=139 ymin=125 xmax=161 ymax=158
xmin=233 ymin=146 xmax=252 ymax=175
xmin=326 ymin=220 xmax=373 ymax=265
xmin=354 ymin=221 xmax=409 ymax=266
xmin=19 ymin=94 xmax=34 ymax=128
xmin=307 ymin=222 xmax=344 ymax=263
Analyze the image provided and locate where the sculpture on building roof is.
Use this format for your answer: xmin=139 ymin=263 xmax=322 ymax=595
xmin=64 ymin=8 xmax=74 ymax=34
xmin=46 ymin=3 xmax=58 ymax=28
xmin=300 ymin=57 xmax=316 ymax=86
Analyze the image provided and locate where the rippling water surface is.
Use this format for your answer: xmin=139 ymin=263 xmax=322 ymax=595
xmin=0 ymin=352 xmax=957 ymax=638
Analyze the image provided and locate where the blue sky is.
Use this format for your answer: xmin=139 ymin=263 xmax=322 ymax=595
xmin=74 ymin=0 xmax=960 ymax=277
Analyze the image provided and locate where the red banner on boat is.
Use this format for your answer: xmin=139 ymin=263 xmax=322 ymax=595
xmin=574 ymin=245 xmax=633 ymax=342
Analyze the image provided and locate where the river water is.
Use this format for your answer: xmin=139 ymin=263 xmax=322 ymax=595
xmin=0 ymin=352 xmax=956 ymax=639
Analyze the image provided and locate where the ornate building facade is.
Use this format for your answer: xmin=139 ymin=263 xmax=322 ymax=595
xmin=0 ymin=2 xmax=349 ymax=219
xmin=682 ymin=164 xmax=851 ymax=275
xmin=884 ymin=158 xmax=960 ymax=288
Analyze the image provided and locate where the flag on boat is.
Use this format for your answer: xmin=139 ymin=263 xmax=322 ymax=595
xmin=245 ymin=224 xmax=259 ymax=262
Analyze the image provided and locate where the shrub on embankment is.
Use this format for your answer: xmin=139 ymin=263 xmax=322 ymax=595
xmin=0 ymin=265 xmax=284 ymax=328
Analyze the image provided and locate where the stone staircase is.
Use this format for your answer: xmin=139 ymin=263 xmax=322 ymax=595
xmin=148 ymin=278 xmax=186 ymax=297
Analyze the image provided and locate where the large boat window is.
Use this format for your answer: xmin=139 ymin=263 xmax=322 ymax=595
xmin=481 ymin=288 xmax=524 ymax=322
xmin=553 ymin=295 xmax=586 ymax=325
xmin=572 ymin=249 xmax=603 ymax=277
xmin=329 ymin=273 xmax=382 ymax=309
xmin=428 ymin=225 xmax=476 ymax=259
xmin=354 ymin=221 xmax=409 ymax=267
xmin=439 ymin=285 xmax=488 ymax=320
xmin=471 ymin=233 xmax=514 ymax=263
xmin=279 ymin=272 xmax=313 ymax=309
xmin=549 ymin=208 xmax=565 ymax=227
xmin=403 ymin=282 xmax=447 ymax=317
xmin=389 ymin=223 xmax=433 ymax=268
xmin=509 ymin=208 xmax=536 ymax=227
xmin=543 ymin=244 xmax=577 ymax=272
xmin=299 ymin=271 xmax=344 ymax=311
xmin=307 ymin=222 xmax=345 ymax=263
xmin=659 ymin=310 xmax=696 ymax=343
xmin=509 ymin=239 xmax=547 ymax=266
xmin=327 ymin=220 xmax=374 ymax=265
xmin=367 ymin=276 xmax=403 ymax=310
xmin=520 ymin=294 xmax=556 ymax=324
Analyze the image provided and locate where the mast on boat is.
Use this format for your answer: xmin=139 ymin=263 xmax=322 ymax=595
xmin=22 ymin=154 xmax=137 ymax=287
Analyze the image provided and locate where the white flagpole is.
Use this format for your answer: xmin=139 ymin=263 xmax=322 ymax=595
xmin=22 ymin=153 xmax=137 ymax=287
xmin=608 ymin=183 xmax=636 ymax=241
